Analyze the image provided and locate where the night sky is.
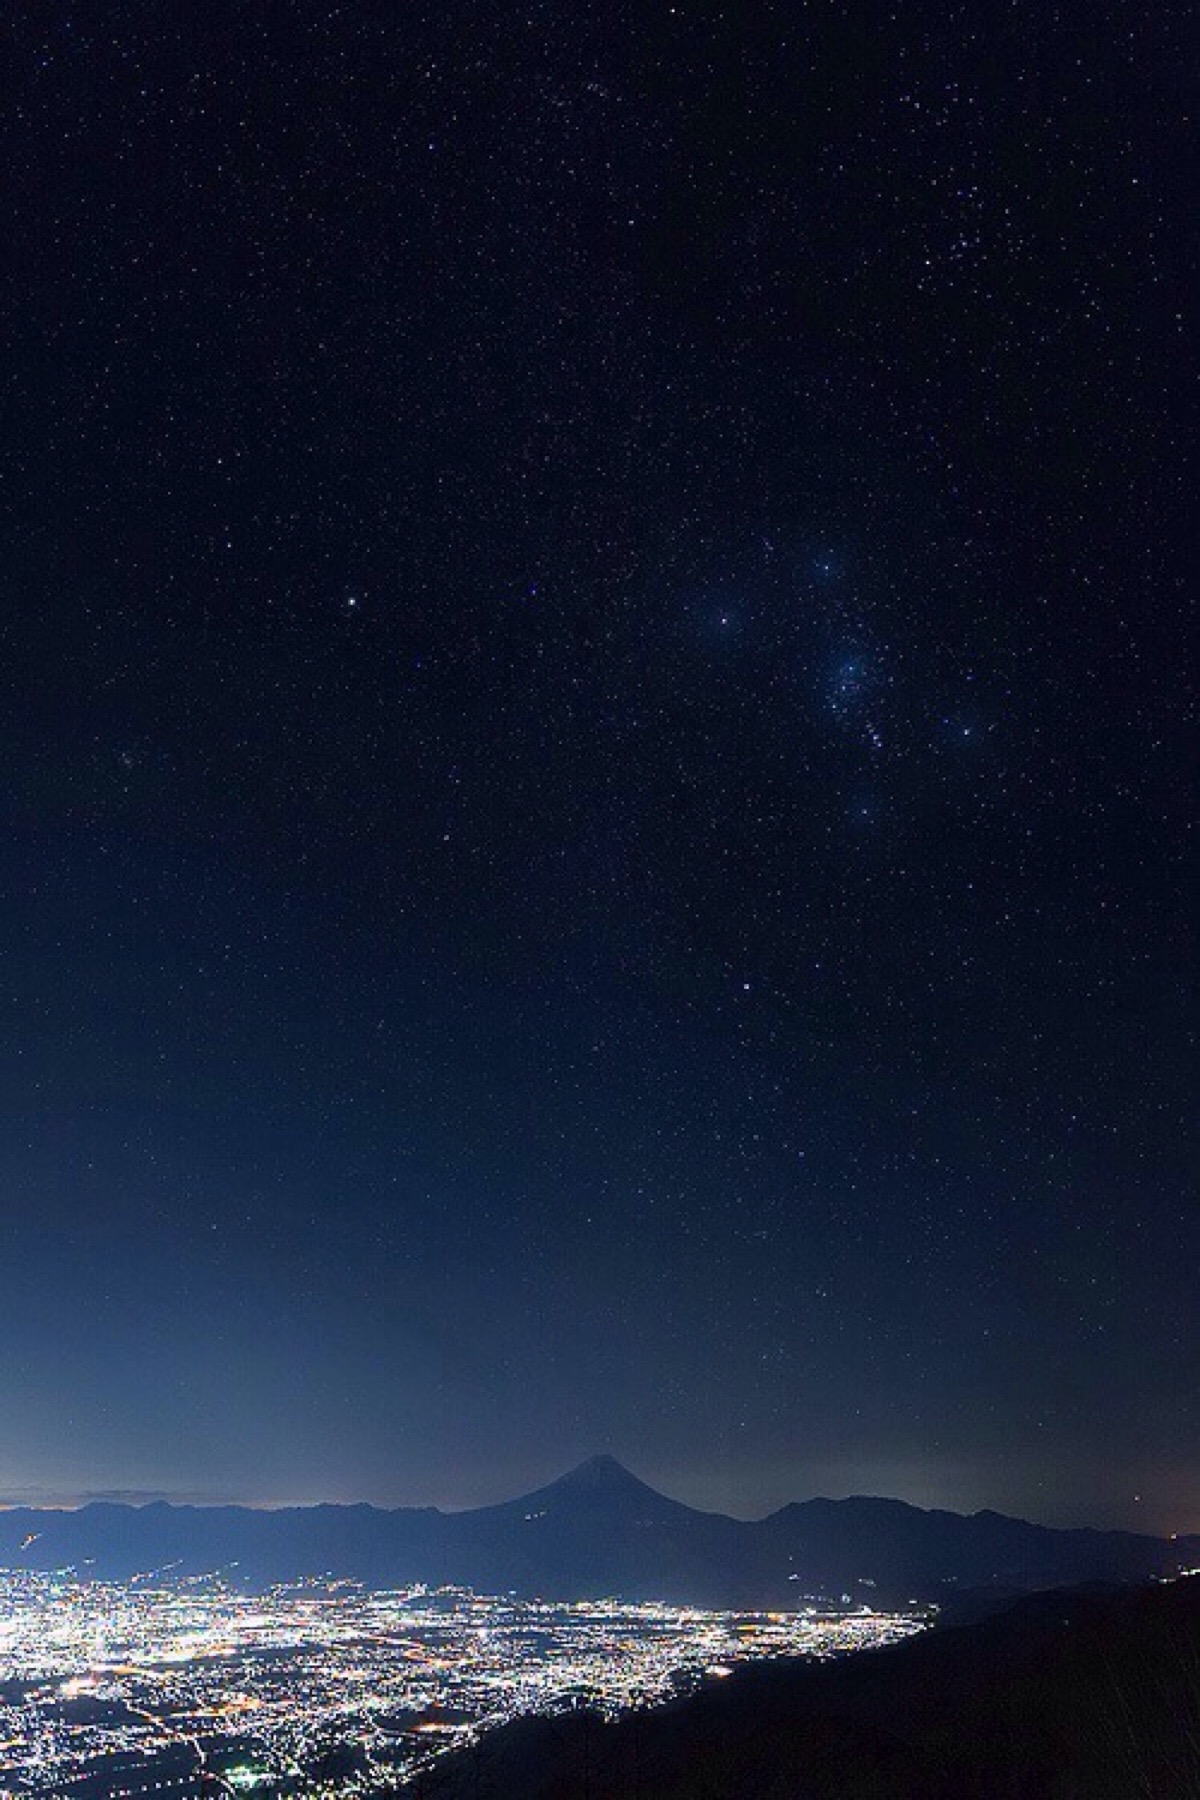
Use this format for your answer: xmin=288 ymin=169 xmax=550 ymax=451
xmin=2 ymin=3 xmax=1193 ymax=1532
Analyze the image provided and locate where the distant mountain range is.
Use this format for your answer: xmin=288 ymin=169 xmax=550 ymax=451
xmin=2 ymin=1455 xmax=1196 ymax=1607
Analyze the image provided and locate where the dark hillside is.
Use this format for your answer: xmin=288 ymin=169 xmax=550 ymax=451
xmin=408 ymin=1575 xmax=1200 ymax=1799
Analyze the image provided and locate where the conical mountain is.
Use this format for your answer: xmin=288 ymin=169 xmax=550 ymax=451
xmin=474 ymin=1454 xmax=705 ymax=1525
xmin=440 ymin=1455 xmax=751 ymax=1603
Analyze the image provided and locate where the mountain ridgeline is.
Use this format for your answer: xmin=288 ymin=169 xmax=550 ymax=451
xmin=2 ymin=1457 xmax=1195 ymax=1606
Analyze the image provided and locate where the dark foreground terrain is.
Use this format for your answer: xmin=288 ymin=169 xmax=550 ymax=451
xmin=409 ymin=1574 xmax=1200 ymax=1799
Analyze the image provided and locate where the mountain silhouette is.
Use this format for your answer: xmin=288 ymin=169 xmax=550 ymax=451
xmin=527 ymin=1453 xmax=675 ymax=1507
xmin=473 ymin=1455 xmax=702 ymax=1526
xmin=1 ymin=1459 xmax=1195 ymax=1606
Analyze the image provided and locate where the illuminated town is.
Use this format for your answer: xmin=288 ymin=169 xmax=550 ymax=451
xmin=0 ymin=1569 xmax=926 ymax=1796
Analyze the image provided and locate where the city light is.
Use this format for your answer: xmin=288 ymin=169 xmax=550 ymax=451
xmin=0 ymin=1569 xmax=927 ymax=1795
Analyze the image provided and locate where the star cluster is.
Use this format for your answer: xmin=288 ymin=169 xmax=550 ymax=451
xmin=0 ymin=2 xmax=1192 ymax=1529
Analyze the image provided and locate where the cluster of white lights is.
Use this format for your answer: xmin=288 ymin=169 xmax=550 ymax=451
xmin=0 ymin=1569 xmax=927 ymax=1796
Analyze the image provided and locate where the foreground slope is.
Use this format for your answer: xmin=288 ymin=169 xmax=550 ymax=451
xmin=413 ymin=1574 xmax=1200 ymax=1799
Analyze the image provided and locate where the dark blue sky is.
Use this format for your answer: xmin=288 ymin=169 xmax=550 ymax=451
xmin=1 ymin=1 xmax=1193 ymax=1531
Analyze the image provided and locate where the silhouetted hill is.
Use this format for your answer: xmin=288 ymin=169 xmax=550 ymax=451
xmin=442 ymin=1455 xmax=749 ymax=1603
xmin=759 ymin=1492 xmax=1194 ymax=1598
xmin=484 ymin=1454 xmax=683 ymax=1517
xmin=410 ymin=1574 xmax=1200 ymax=1799
xmin=1 ymin=1460 xmax=1195 ymax=1606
